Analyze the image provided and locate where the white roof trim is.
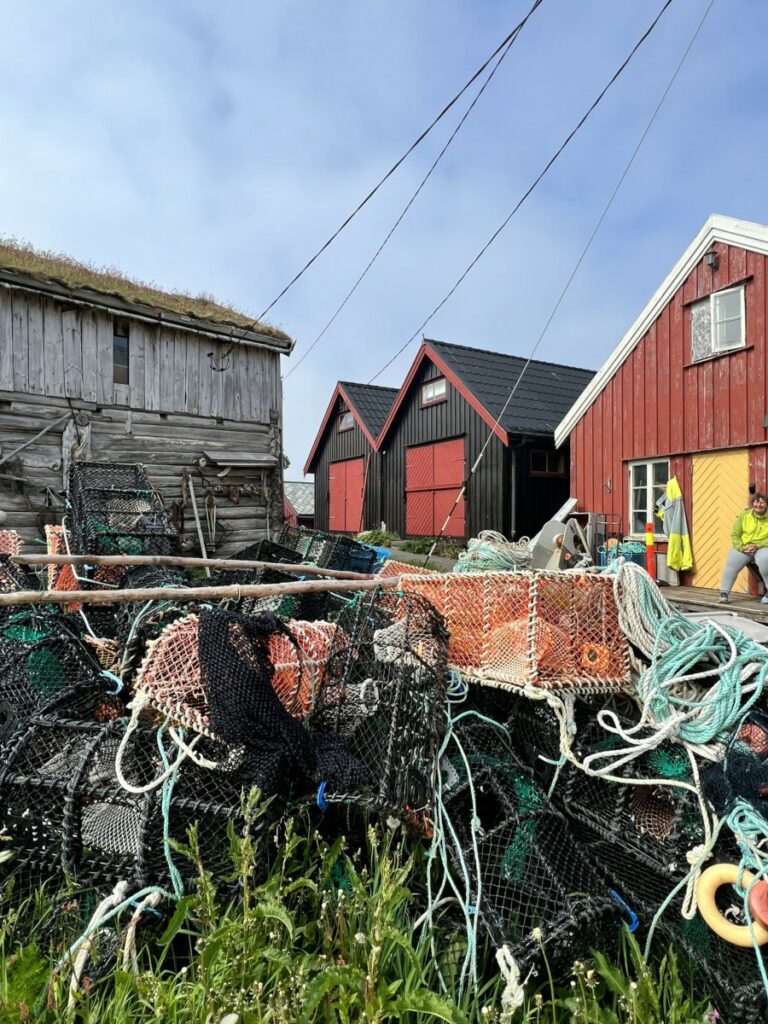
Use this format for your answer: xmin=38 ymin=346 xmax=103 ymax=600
xmin=554 ymin=214 xmax=768 ymax=447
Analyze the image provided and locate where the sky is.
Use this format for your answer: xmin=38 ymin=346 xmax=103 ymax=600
xmin=1 ymin=0 xmax=767 ymax=477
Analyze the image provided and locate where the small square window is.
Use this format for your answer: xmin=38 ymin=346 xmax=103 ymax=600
xmin=691 ymin=285 xmax=745 ymax=361
xmin=529 ymin=449 xmax=565 ymax=475
xmin=113 ymin=319 xmax=130 ymax=385
xmin=421 ymin=377 xmax=447 ymax=406
xmin=338 ymin=411 xmax=354 ymax=432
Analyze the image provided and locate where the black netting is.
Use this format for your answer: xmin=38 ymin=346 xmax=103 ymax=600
xmin=440 ymin=717 xmax=617 ymax=972
xmin=230 ymin=539 xmax=302 ymax=566
xmin=275 ymin=525 xmax=377 ymax=574
xmin=68 ymin=462 xmax=177 ymax=557
xmin=307 ymin=589 xmax=448 ymax=815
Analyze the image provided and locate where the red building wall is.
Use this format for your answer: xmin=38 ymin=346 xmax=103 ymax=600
xmin=570 ymin=243 xmax=768 ymax=547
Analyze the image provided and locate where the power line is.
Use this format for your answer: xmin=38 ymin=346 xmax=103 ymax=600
xmin=421 ymin=0 xmax=715 ymax=567
xmin=368 ymin=0 xmax=677 ymax=386
xmin=283 ymin=0 xmax=545 ymax=382
xmin=212 ymin=2 xmax=549 ymax=371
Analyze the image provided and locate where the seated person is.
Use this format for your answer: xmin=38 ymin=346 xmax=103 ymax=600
xmin=720 ymin=492 xmax=768 ymax=603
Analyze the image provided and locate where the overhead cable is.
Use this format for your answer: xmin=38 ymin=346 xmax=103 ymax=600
xmin=283 ymin=0 xmax=545 ymax=381
xmin=368 ymin=0 xmax=677 ymax=385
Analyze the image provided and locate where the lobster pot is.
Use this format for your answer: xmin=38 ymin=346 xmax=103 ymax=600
xmin=0 ymin=615 xmax=101 ymax=750
xmin=0 ymin=685 xmax=251 ymax=889
xmin=275 ymin=525 xmax=377 ymax=575
xmin=378 ymin=559 xmax=439 ymax=579
xmin=229 ymin=539 xmax=302 ymax=566
xmin=308 ymin=590 xmax=448 ymax=816
xmin=440 ymin=718 xmax=616 ymax=971
xmin=208 ymin=565 xmax=329 ymax=622
xmin=399 ymin=570 xmax=630 ymax=693
xmin=68 ymin=462 xmax=177 ymax=557
xmin=0 ymin=531 xmax=22 ymax=556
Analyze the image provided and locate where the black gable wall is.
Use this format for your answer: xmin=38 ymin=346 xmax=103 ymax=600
xmin=379 ymin=359 xmax=509 ymax=539
xmin=312 ymin=396 xmax=381 ymax=532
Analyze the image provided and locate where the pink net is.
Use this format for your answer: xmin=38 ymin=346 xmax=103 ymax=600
xmin=398 ymin=569 xmax=630 ymax=692
xmin=379 ymin=559 xmax=439 ymax=578
xmin=0 ymin=530 xmax=22 ymax=556
xmin=267 ymin=620 xmax=339 ymax=721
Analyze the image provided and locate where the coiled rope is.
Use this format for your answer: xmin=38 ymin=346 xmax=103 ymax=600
xmin=455 ymin=531 xmax=531 ymax=573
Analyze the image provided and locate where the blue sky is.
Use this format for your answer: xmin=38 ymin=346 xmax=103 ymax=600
xmin=1 ymin=1 xmax=766 ymax=474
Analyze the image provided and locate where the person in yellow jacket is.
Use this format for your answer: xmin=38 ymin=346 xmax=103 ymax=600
xmin=720 ymin=492 xmax=768 ymax=603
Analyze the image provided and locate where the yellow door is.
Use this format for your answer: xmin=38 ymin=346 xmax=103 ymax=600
xmin=691 ymin=449 xmax=750 ymax=591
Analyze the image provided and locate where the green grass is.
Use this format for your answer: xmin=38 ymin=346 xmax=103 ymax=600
xmin=0 ymin=801 xmax=717 ymax=1023
xmin=356 ymin=529 xmax=401 ymax=547
xmin=398 ymin=538 xmax=463 ymax=560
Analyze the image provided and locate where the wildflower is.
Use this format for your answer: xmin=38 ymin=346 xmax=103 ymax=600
xmin=531 ymin=926 xmax=543 ymax=942
xmin=354 ymin=932 xmax=366 ymax=944
xmin=705 ymin=1010 xmax=721 ymax=1024
xmin=534 ymin=993 xmax=544 ymax=1008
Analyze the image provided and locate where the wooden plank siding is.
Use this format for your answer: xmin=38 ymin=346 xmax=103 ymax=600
xmin=0 ymin=283 xmax=286 ymax=555
xmin=569 ymin=242 xmax=768 ymax=560
xmin=312 ymin=395 xmax=381 ymax=533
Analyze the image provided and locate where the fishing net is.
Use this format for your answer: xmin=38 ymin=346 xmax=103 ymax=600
xmin=399 ymin=570 xmax=630 ymax=693
xmin=0 ymin=530 xmax=22 ymax=556
xmin=229 ymin=539 xmax=302 ymax=566
xmin=378 ymin=559 xmax=439 ymax=578
xmin=0 ymin=554 xmax=36 ymax=598
xmin=208 ymin=564 xmax=329 ymax=622
xmin=68 ymin=462 xmax=177 ymax=557
xmin=134 ymin=608 xmax=365 ymax=800
xmin=307 ymin=589 xmax=448 ymax=817
xmin=505 ymin=696 xmax=767 ymax=1023
xmin=275 ymin=525 xmax=377 ymax=574
xmin=0 ymin=612 xmax=102 ymax=749
xmin=0 ymin=682 xmax=261 ymax=890
xmin=438 ymin=716 xmax=617 ymax=973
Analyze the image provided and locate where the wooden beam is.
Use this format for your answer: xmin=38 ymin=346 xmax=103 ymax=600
xmin=13 ymin=552 xmax=374 ymax=580
xmin=0 ymin=576 xmax=398 ymax=608
xmin=0 ymin=413 xmax=70 ymax=468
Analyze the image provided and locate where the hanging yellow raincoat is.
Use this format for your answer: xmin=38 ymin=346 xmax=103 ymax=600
xmin=655 ymin=475 xmax=693 ymax=571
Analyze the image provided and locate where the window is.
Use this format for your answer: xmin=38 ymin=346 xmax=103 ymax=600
xmin=421 ymin=377 xmax=447 ymax=405
xmin=113 ymin=319 xmax=130 ymax=385
xmin=338 ymin=410 xmax=354 ymax=432
xmin=629 ymin=459 xmax=669 ymax=536
xmin=530 ymin=449 xmax=565 ymax=476
xmin=691 ymin=285 xmax=745 ymax=361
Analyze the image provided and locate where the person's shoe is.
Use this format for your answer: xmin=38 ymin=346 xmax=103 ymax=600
xmin=719 ymin=592 xmax=729 ymax=604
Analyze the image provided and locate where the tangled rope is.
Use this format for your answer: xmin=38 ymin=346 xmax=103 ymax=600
xmin=455 ymin=531 xmax=531 ymax=573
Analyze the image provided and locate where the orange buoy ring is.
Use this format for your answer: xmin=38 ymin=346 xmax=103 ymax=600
xmin=696 ymin=864 xmax=768 ymax=947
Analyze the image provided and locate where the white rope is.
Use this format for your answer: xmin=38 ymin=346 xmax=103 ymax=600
xmin=68 ymin=880 xmax=129 ymax=1008
xmin=120 ymin=890 xmax=161 ymax=973
xmin=114 ymin=693 xmax=207 ymax=794
xmin=495 ymin=944 xmax=526 ymax=1020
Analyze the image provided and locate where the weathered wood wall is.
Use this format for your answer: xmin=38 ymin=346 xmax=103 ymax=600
xmin=0 ymin=284 xmax=285 ymax=554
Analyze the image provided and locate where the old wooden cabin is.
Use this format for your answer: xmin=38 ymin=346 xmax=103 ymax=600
xmin=0 ymin=242 xmax=293 ymax=553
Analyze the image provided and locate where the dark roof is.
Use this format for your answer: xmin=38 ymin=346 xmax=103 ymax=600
xmin=284 ymin=481 xmax=314 ymax=516
xmin=427 ymin=339 xmax=595 ymax=435
xmin=340 ymin=381 xmax=399 ymax=439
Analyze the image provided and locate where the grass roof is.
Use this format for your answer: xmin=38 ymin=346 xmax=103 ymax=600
xmin=0 ymin=237 xmax=291 ymax=342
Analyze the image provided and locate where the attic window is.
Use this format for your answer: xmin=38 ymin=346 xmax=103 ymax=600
xmin=421 ymin=377 xmax=447 ymax=406
xmin=691 ymin=285 xmax=745 ymax=362
xmin=530 ymin=450 xmax=565 ymax=476
xmin=338 ymin=411 xmax=354 ymax=432
xmin=113 ymin=319 xmax=130 ymax=385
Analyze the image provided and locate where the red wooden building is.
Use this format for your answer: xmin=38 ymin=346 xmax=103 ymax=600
xmin=555 ymin=214 xmax=768 ymax=592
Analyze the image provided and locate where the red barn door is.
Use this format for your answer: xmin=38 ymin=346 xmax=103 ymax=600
xmin=328 ymin=458 xmax=365 ymax=532
xmin=405 ymin=438 xmax=465 ymax=537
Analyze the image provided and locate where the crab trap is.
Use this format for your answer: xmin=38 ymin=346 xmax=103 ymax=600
xmin=306 ymin=588 xmax=448 ymax=817
xmin=68 ymin=461 xmax=177 ymax=557
xmin=438 ymin=716 xmax=617 ymax=973
xmin=275 ymin=524 xmax=377 ymax=575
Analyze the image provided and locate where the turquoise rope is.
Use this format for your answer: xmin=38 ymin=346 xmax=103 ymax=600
xmin=157 ymin=719 xmax=185 ymax=900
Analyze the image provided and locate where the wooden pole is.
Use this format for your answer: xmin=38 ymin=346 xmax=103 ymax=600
xmin=13 ymin=552 xmax=374 ymax=581
xmin=185 ymin=471 xmax=211 ymax=577
xmin=0 ymin=576 xmax=400 ymax=608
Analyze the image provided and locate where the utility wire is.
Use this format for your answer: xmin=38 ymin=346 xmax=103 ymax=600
xmin=368 ymin=0 xmax=677 ymax=385
xmin=283 ymin=0 xmax=545 ymax=382
xmin=421 ymin=0 xmax=715 ymax=567
xmin=212 ymin=2 xmax=548 ymax=370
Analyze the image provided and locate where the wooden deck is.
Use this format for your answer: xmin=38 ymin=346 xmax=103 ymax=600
xmin=665 ymin=585 xmax=768 ymax=622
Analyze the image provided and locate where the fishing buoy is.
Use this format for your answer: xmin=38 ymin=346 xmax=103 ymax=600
xmin=749 ymin=879 xmax=768 ymax=928
xmin=696 ymin=864 xmax=768 ymax=947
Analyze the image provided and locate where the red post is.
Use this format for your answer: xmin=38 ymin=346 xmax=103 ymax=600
xmin=645 ymin=521 xmax=656 ymax=580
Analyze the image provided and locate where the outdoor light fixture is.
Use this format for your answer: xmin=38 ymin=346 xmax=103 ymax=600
xmin=704 ymin=246 xmax=720 ymax=270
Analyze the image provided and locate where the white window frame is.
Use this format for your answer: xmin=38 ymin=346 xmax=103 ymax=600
xmin=421 ymin=377 xmax=447 ymax=405
xmin=711 ymin=284 xmax=746 ymax=353
xmin=338 ymin=411 xmax=354 ymax=432
xmin=628 ymin=458 xmax=669 ymax=539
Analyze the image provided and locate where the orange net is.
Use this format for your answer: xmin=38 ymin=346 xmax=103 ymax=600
xmin=135 ymin=614 xmax=341 ymax=734
xmin=398 ymin=569 xmax=629 ymax=692
xmin=267 ymin=620 xmax=339 ymax=721
xmin=45 ymin=525 xmax=79 ymax=593
xmin=0 ymin=530 xmax=22 ymax=556
xmin=379 ymin=559 xmax=439 ymax=578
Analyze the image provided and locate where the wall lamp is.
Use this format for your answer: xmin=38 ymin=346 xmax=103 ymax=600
xmin=704 ymin=246 xmax=720 ymax=271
